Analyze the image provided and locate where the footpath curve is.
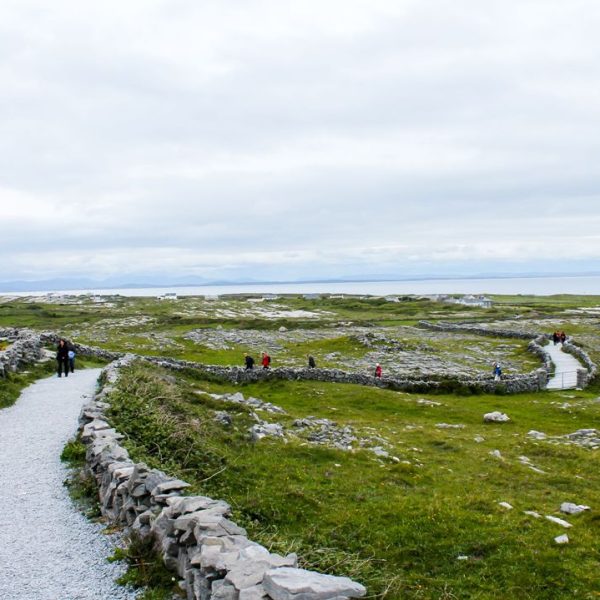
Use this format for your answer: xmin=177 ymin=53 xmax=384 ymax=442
xmin=0 ymin=369 xmax=135 ymax=600
xmin=544 ymin=343 xmax=585 ymax=390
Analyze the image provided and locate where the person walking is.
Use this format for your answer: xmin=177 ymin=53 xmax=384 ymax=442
xmin=375 ymin=363 xmax=382 ymax=378
xmin=261 ymin=351 xmax=271 ymax=369
xmin=493 ymin=362 xmax=502 ymax=381
xmin=307 ymin=354 xmax=316 ymax=368
xmin=56 ymin=339 xmax=69 ymax=377
xmin=244 ymin=353 xmax=255 ymax=370
xmin=560 ymin=331 xmax=567 ymax=344
xmin=68 ymin=347 xmax=76 ymax=373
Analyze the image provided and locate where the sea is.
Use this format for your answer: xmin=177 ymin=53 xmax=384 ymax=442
xmin=3 ymin=275 xmax=600 ymax=297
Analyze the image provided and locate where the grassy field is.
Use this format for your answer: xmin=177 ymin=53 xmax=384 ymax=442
xmin=2 ymin=292 xmax=600 ymax=598
xmin=106 ymin=362 xmax=600 ymax=599
xmin=1 ymin=293 xmax=587 ymax=374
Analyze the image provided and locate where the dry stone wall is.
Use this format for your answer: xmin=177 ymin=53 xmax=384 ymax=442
xmin=79 ymin=358 xmax=367 ymax=600
xmin=4 ymin=325 xmax=596 ymax=392
xmin=0 ymin=328 xmax=45 ymax=377
xmin=2 ymin=327 xmax=552 ymax=393
xmin=562 ymin=340 xmax=597 ymax=385
xmin=419 ymin=321 xmax=598 ymax=387
xmin=145 ymin=357 xmax=548 ymax=394
xmin=418 ymin=320 xmax=539 ymax=340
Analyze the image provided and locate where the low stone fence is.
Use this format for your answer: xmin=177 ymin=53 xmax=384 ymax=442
xmin=145 ymin=357 xmax=548 ymax=394
xmin=419 ymin=320 xmax=600 ymax=387
xmin=39 ymin=332 xmax=123 ymax=362
xmin=527 ymin=334 xmax=553 ymax=376
xmin=562 ymin=340 xmax=598 ymax=385
xmin=418 ymin=320 xmax=539 ymax=340
xmin=79 ymin=358 xmax=367 ymax=600
xmin=0 ymin=329 xmax=45 ymax=377
xmin=2 ymin=327 xmax=549 ymax=393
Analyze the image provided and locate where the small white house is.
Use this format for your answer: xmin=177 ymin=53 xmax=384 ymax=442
xmin=158 ymin=292 xmax=178 ymax=301
xmin=262 ymin=294 xmax=279 ymax=301
xmin=385 ymin=295 xmax=400 ymax=303
xmin=457 ymin=295 xmax=492 ymax=308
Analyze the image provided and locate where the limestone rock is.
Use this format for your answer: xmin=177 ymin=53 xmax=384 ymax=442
xmin=250 ymin=423 xmax=285 ymax=441
xmin=554 ymin=534 xmax=569 ymax=544
xmin=239 ymin=584 xmax=269 ymax=600
xmin=483 ymin=412 xmax=510 ymax=423
xmin=545 ymin=515 xmax=572 ymax=528
xmin=212 ymin=579 xmax=240 ymax=600
xmin=262 ymin=567 xmax=366 ymax=600
xmin=560 ymin=502 xmax=590 ymax=515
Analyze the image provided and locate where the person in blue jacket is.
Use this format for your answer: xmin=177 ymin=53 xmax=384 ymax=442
xmin=493 ymin=363 xmax=502 ymax=381
xmin=68 ymin=348 xmax=76 ymax=373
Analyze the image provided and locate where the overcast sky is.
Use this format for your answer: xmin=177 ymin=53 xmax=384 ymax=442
xmin=2 ymin=0 xmax=600 ymax=285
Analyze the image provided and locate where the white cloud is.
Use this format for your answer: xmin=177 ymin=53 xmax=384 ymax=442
xmin=1 ymin=0 xmax=600 ymax=284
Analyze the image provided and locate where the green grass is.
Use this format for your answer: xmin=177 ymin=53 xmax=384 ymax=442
xmin=106 ymin=362 xmax=600 ymax=599
xmin=3 ymin=293 xmax=599 ymax=598
xmin=0 ymin=361 xmax=56 ymax=409
xmin=61 ymin=436 xmax=102 ymax=519
xmin=109 ymin=534 xmax=182 ymax=599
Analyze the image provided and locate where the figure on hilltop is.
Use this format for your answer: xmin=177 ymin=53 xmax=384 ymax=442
xmin=307 ymin=354 xmax=316 ymax=368
xmin=56 ymin=339 xmax=69 ymax=377
xmin=244 ymin=353 xmax=255 ymax=370
xmin=261 ymin=351 xmax=271 ymax=369
xmin=375 ymin=363 xmax=382 ymax=378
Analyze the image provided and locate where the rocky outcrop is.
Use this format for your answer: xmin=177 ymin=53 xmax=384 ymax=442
xmin=78 ymin=358 xmax=367 ymax=600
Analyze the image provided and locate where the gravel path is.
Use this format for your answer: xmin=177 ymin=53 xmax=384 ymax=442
xmin=0 ymin=370 xmax=137 ymax=600
xmin=544 ymin=342 xmax=584 ymax=390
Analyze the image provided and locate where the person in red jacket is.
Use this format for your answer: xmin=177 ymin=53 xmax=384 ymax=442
xmin=261 ymin=351 xmax=271 ymax=369
xmin=375 ymin=363 xmax=382 ymax=378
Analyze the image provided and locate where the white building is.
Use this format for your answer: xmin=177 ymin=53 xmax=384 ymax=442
xmin=456 ymin=295 xmax=493 ymax=308
xmin=158 ymin=292 xmax=178 ymax=301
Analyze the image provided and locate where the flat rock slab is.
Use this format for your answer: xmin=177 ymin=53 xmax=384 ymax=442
xmin=0 ymin=370 xmax=135 ymax=600
xmin=263 ymin=567 xmax=366 ymax=600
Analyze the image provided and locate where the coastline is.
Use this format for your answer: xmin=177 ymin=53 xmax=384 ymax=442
xmin=3 ymin=274 xmax=600 ymax=297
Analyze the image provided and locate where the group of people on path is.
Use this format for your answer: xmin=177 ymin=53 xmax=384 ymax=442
xmin=552 ymin=330 xmax=567 ymax=345
xmin=56 ymin=338 xmax=76 ymax=377
xmin=243 ymin=352 xmax=383 ymax=378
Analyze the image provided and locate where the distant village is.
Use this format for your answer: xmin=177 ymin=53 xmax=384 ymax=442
xmin=157 ymin=291 xmax=493 ymax=307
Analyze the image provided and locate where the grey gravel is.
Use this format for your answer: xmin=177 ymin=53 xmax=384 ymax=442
xmin=0 ymin=370 xmax=137 ymax=600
